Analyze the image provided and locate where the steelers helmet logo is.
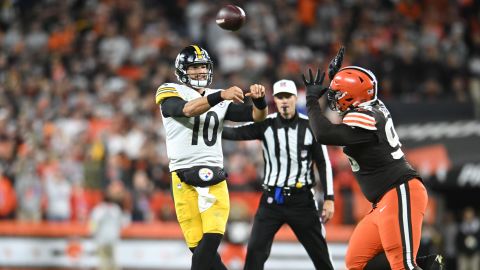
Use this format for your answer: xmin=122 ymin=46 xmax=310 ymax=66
xmin=198 ymin=168 xmax=214 ymax=181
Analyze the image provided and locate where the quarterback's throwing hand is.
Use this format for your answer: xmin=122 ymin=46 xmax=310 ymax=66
xmin=222 ymin=86 xmax=245 ymax=103
xmin=245 ymin=84 xmax=266 ymax=99
xmin=302 ymin=68 xmax=327 ymax=100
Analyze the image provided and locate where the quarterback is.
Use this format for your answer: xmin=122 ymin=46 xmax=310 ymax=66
xmin=155 ymin=44 xmax=267 ymax=270
xmin=303 ymin=64 xmax=429 ymax=270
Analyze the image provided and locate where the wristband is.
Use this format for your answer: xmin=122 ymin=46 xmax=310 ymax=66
xmin=325 ymin=195 xmax=334 ymax=201
xmin=207 ymin=91 xmax=224 ymax=107
xmin=252 ymin=97 xmax=267 ymax=109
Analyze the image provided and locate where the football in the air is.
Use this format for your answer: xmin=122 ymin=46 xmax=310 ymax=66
xmin=216 ymin=5 xmax=246 ymax=31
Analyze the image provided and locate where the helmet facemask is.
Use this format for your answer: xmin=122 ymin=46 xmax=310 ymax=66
xmin=185 ymin=63 xmax=213 ymax=88
xmin=327 ymin=89 xmax=346 ymax=112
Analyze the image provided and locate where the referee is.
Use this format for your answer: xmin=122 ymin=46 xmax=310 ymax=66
xmin=223 ymin=79 xmax=335 ymax=270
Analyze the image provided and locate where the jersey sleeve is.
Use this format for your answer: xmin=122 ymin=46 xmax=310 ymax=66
xmin=225 ymin=103 xmax=254 ymax=122
xmin=312 ymin=142 xmax=334 ymax=201
xmin=155 ymin=84 xmax=181 ymax=104
xmin=342 ymin=110 xmax=377 ymax=131
xmin=222 ymin=120 xmax=266 ymax=140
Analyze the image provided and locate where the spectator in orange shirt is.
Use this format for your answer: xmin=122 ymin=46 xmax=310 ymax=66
xmin=0 ymin=171 xmax=16 ymax=219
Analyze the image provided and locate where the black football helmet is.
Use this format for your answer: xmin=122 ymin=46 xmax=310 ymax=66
xmin=175 ymin=45 xmax=213 ymax=88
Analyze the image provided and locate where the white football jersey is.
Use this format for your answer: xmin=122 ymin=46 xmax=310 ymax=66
xmin=156 ymin=83 xmax=232 ymax=171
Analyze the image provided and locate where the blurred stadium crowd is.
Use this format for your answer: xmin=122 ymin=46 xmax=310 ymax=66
xmin=0 ymin=0 xmax=479 ymax=266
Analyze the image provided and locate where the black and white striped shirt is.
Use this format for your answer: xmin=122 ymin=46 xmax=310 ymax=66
xmin=223 ymin=112 xmax=334 ymax=200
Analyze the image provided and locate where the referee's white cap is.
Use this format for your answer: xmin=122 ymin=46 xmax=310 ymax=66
xmin=273 ymin=79 xmax=297 ymax=96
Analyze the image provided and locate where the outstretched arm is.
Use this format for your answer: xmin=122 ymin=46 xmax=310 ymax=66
xmin=302 ymin=46 xmax=376 ymax=145
xmin=302 ymin=69 xmax=376 ymax=145
xmin=224 ymin=83 xmax=268 ymax=123
xmin=160 ymin=86 xmax=246 ymax=117
xmin=182 ymin=86 xmax=246 ymax=117
xmin=223 ymin=121 xmax=264 ymax=141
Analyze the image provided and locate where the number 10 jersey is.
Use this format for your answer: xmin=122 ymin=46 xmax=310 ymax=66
xmin=156 ymin=83 xmax=232 ymax=172
xmin=342 ymin=101 xmax=419 ymax=203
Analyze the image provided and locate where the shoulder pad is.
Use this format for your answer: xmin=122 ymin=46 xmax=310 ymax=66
xmin=342 ymin=110 xmax=377 ymax=131
xmin=155 ymin=83 xmax=181 ymax=104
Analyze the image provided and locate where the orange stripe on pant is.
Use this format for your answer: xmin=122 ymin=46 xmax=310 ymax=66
xmin=345 ymin=179 xmax=428 ymax=270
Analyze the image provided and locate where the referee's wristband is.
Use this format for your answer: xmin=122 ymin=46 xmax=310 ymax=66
xmin=252 ymin=97 xmax=267 ymax=109
xmin=325 ymin=195 xmax=334 ymax=201
xmin=207 ymin=91 xmax=224 ymax=107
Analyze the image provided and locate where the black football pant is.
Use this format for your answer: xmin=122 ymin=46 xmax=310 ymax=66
xmin=244 ymin=191 xmax=334 ymax=270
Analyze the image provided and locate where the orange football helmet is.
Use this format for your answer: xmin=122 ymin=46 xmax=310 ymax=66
xmin=327 ymin=66 xmax=378 ymax=112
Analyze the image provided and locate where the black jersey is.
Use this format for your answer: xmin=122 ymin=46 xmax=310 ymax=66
xmin=341 ymin=101 xmax=419 ymax=202
xmin=306 ymin=97 xmax=419 ymax=203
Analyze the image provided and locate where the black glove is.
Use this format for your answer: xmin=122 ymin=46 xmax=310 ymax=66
xmin=328 ymin=46 xmax=345 ymax=80
xmin=302 ymin=68 xmax=327 ymax=100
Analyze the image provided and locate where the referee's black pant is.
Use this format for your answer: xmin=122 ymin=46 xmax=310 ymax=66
xmin=244 ymin=189 xmax=334 ymax=270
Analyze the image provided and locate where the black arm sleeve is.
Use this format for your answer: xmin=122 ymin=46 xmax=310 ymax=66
xmin=225 ymin=103 xmax=254 ymax=122
xmin=222 ymin=121 xmax=265 ymax=140
xmin=161 ymin=97 xmax=188 ymax=117
xmin=306 ymin=97 xmax=377 ymax=145
xmin=312 ymin=142 xmax=334 ymax=201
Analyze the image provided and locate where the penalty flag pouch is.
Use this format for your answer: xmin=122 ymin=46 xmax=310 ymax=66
xmin=176 ymin=166 xmax=227 ymax=187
